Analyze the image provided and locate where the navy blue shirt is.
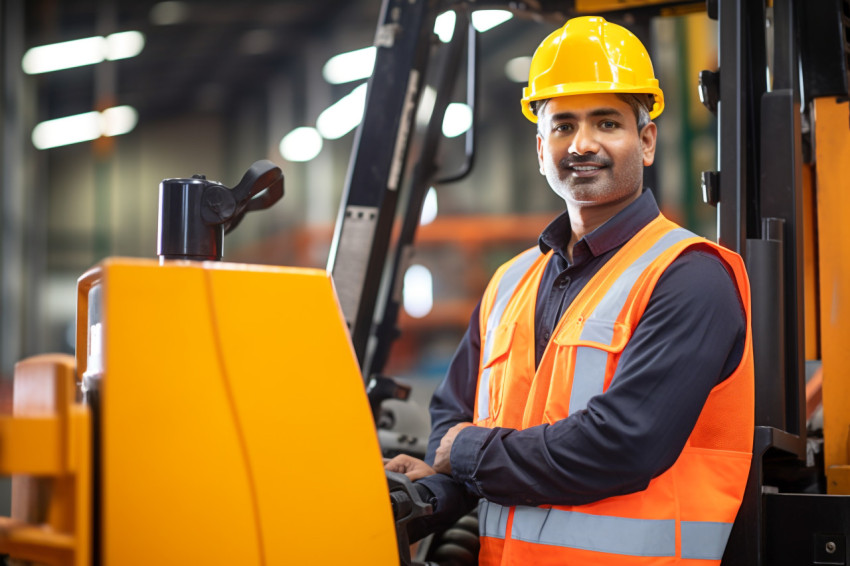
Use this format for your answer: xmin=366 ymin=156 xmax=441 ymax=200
xmin=411 ymin=191 xmax=747 ymax=537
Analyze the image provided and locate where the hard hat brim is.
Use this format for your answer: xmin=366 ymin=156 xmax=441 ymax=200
xmin=521 ymin=83 xmax=665 ymax=123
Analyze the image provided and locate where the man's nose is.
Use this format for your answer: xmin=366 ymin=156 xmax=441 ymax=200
xmin=569 ymin=122 xmax=600 ymax=155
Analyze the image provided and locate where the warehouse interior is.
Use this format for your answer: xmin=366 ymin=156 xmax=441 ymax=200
xmin=1 ymin=0 xmax=717 ymax=385
xmin=3 ymin=0 xmax=849 ymax=564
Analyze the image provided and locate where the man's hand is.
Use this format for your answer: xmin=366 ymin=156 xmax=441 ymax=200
xmin=384 ymin=454 xmax=436 ymax=481
xmin=433 ymin=422 xmax=474 ymax=475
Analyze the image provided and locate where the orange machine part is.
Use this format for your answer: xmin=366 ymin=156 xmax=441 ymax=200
xmin=802 ymin=160 xmax=820 ymax=362
xmin=813 ymin=97 xmax=850 ymax=494
xmin=0 ymin=353 xmax=91 ymax=566
xmin=77 ymin=258 xmax=398 ymax=565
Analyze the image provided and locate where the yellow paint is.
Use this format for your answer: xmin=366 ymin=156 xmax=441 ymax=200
xmin=685 ymin=13 xmax=716 ymax=128
xmin=802 ymin=163 xmax=819 ymax=360
xmin=79 ymin=258 xmax=397 ymax=565
xmin=0 ymin=354 xmax=91 ymax=566
xmin=0 ymin=417 xmax=61 ymax=474
xmin=828 ymin=466 xmax=850 ymax=494
xmin=814 ymin=97 xmax=850 ymax=494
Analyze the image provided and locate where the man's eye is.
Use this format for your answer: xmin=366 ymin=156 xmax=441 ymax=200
xmin=554 ymin=123 xmax=573 ymax=133
xmin=600 ymin=120 xmax=618 ymax=129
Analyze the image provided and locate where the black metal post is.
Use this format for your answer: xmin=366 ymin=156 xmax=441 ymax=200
xmin=327 ymin=0 xmax=437 ymax=372
xmin=365 ymin=10 xmax=473 ymax=380
xmin=716 ymin=0 xmax=767 ymax=255
xmin=759 ymin=0 xmax=806 ymax=440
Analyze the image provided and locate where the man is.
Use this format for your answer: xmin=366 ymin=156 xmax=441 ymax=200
xmin=387 ymin=15 xmax=754 ymax=565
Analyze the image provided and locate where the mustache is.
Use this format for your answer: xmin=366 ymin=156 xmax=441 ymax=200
xmin=559 ymin=154 xmax=612 ymax=168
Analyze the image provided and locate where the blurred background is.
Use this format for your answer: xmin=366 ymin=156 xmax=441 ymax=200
xmin=1 ymin=0 xmax=719 ymax=409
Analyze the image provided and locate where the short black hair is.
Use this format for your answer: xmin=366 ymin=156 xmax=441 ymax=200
xmin=532 ymin=93 xmax=654 ymax=133
xmin=616 ymin=93 xmax=653 ymax=131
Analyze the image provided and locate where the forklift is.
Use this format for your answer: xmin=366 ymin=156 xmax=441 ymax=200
xmin=331 ymin=0 xmax=850 ymax=561
xmin=0 ymin=0 xmax=848 ymax=564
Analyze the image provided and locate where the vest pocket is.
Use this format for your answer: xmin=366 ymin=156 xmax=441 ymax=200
xmin=553 ymin=317 xmax=632 ymax=352
xmin=547 ymin=318 xmax=633 ymax=417
xmin=477 ymin=322 xmax=518 ymax=424
xmin=482 ymin=322 xmax=517 ymax=368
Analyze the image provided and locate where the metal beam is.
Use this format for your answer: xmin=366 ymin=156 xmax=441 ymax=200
xmin=327 ymin=0 xmax=437 ymax=372
xmin=1 ymin=0 xmax=26 ymax=378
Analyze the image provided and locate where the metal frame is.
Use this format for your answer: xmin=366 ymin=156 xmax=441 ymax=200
xmin=327 ymin=0 xmax=438 ymax=369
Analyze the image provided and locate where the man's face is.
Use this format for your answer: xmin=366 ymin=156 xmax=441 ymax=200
xmin=536 ymin=93 xmax=657 ymax=208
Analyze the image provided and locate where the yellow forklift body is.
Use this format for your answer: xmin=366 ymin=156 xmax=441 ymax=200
xmin=814 ymin=98 xmax=850 ymax=495
xmin=0 ymin=354 xmax=91 ymax=566
xmin=73 ymin=258 xmax=398 ymax=565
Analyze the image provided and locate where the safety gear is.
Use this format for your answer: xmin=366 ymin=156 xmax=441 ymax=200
xmin=521 ymin=16 xmax=665 ymax=123
xmin=474 ymin=214 xmax=753 ymax=565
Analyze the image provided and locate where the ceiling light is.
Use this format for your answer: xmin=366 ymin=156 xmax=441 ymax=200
xmin=32 ymin=112 xmax=101 ymax=149
xmin=316 ymin=83 xmax=369 ymax=140
xmin=105 ymin=31 xmax=145 ymax=61
xmin=279 ymin=127 xmax=323 ymax=162
xmin=403 ymin=264 xmax=433 ymax=318
xmin=442 ymin=102 xmax=472 ymax=138
xmin=322 ymin=47 xmax=376 ymax=85
xmin=416 ymin=86 xmax=437 ymax=127
xmin=32 ymin=105 xmax=138 ymax=149
xmin=100 ymin=106 xmax=138 ymax=137
xmin=434 ymin=11 xmax=456 ymax=43
xmin=320 ymin=10 xmax=510 ymax=84
xmin=22 ymin=31 xmax=145 ymax=74
xmin=23 ymin=37 xmax=103 ymax=74
xmin=420 ymin=187 xmax=438 ymax=225
xmin=472 ymin=10 xmax=513 ymax=33
xmin=505 ymin=56 xmax=532 ymax=83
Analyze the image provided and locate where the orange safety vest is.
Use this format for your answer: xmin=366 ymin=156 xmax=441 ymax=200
xmin=473 ymin=214 xmax=754 ymax=565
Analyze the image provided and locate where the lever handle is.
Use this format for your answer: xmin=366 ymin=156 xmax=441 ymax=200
xmin=157 ymin=160 xmax=285 ymax=261
xmin=231 ymin=159 xmax=284 ymax=210
xmin=222 ymin=160 xmax=284 ymax=234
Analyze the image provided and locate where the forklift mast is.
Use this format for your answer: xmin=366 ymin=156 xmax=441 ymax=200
xmin=328 ymin=0 xmax=850 ymax=564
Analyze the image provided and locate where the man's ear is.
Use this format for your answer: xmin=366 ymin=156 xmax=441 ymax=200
xmin=640 ymin=122 xmax=657 ymax=166
xmin=536 ymin=132 xmax=545 ymax=173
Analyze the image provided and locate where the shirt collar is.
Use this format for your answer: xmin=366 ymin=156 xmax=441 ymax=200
xmin=538 ymin=189 xmax=661 ymax=261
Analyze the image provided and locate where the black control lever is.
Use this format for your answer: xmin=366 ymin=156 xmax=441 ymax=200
xmin=386 ymin=470 xmax=435 ymax=566
xmin=157 ymin=159 xmax=284 ymax=261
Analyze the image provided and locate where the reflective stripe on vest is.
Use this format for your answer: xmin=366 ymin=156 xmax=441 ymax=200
xmin=473 ymin=218 xmax=751 ymax=564
xmin=477 ymin=228 xmax=697 ymax=417
xmin=480 ymin=501 xmax=733 ymax=560
xmin=479 ymin=499 xmax=510 ymax=540
xmin=568 ymin=227 xmax=695 ymax=413
xmin=478 ymin=247 xmax=541 ymax=421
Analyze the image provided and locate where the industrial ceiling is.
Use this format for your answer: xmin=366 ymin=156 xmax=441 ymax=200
xmin=23 ymin=0 xmax=380 ymax=122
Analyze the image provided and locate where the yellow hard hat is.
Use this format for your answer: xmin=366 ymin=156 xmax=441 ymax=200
xmin=521 ymin=16 xmax=664 ymax=123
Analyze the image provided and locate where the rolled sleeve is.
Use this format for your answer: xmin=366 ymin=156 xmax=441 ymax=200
xmin=449 ymin=424 xmax=490 ymax=494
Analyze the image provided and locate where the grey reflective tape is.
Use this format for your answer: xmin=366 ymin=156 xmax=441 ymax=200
xmin=568 ymin=346 xmax=609 ymax=414
xmin=578 ymin=318 xmax=615 ymax=344
xmin=485 ymin=248 xmax=541 ymax=335
xmin=511 ymin=506 xmax=675 ymax=557
xmin=566 ymin=228 xmax=697 ymax=408
xmin=477 ymin=367 xmax=494 ymax=420
xmin=584 ymin=228 xmax=696 ymax=335
xmin=479 ymin=500 xmax=509 ymax=539
xmin=477 ymin=248 xmax=540 ymax=420
xmin=681 ymin=521 xmax=734 ymax=560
